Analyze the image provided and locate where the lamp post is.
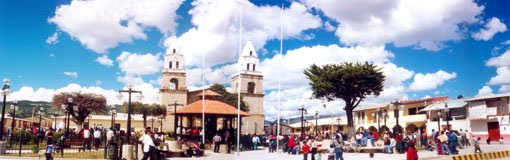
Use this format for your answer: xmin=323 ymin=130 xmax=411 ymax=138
xmin=9 ymin=101 xmax=17 ymax=145
xmin=376 ymin=107 xmax=381 ymax=130
xmin=445 ymin=102 xmax=450 ymax=131
xmin=336 ymin=117 xmax=341 ymax=132
xmin=109 ymin=105 xmax=116 ymax=129
xmin=117 ymin=84 xmax=142 ymax=144
xmin=382 ymin=109 xmax=387 ymax=127
xmin=170 ymin=99 xmax=183 ymax=139
xmin=160 ymin=115 xmax=164 ymax=133
xmin=1 ymin=79 xmax=11 ymax=140
xmin=298 ymin=105 xmax=307 ymax=139
xmin=36 ymin=106 xmax=45 ymax=145
xmin=315 ymin=111 xmax=319 ymax=137
xmin=61 ymin=97 xmax=74 ymax=138
xmin=391 ymin=99 xmax=404 ymax=132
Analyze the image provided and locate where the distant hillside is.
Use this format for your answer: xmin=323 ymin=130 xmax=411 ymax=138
xmin=2 ymin=100 xmax=122 ymax=118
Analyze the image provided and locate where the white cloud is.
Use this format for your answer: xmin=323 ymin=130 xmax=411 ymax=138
xmin=486 ymin=50 xmax=510 ymax=67
xmin=8 ymin=83 xmax=159 ymax=105
xmin=116 ymin=75 xmax=144 ymax=86
xmin=95 ymin=80 xmax=103 ymax=86
xmin=476 ymin=86 xmax=494 ymax=97
xmin=164 ymin=0 xmax=322 ymax=67
xmin=63 ymin=72 xmax=78 ymax=78
xmin=499 ymin=85 xmax=510 ymax=93
xmin=488 ymin=66 xmax=510 ymax=85
xmin=49 ymin=0 xmax=184 ymax=53
xmin=305 ymin=0 xmax=484 ymax=51
xmin=46 ymin=32 xmax=59 ymax=45
xmin=502 ymin=40 xmax=510 ymax=45
xmin=409 ymin=70 xmax=457 ymax=91
xmin=472 ymin=17 xmax=507 ymax=41
xmin=116 ymin=51 xmax=163 ymax=76
xmin=324 ymin=21 xmax=336 ymax=32
xmin=96 ymin=55 xmax=114 ymax=67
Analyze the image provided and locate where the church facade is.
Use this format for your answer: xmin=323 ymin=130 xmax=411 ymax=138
xmin=160 ymin=41 xmax=265 ymax=134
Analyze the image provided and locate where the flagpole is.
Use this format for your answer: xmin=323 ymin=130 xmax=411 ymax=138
xmin=276 ymin=3 xmax=283 ymax=153
xmin=202 ymin=48 xmax=206 ymax=145
xmin=236 ymin=6 xmax=243 ymax=157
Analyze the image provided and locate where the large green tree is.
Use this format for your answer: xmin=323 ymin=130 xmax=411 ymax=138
xmin=208 ymin=83 xmax=249 ymax=112
xmin=52 ymin=92 xmax=107 ymax=130
xmin=304 ymin=62 xmax=385 ymax=137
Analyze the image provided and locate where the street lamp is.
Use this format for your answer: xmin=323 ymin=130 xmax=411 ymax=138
xmin=117 ymin=84 xmax=142 ymax=144
xmin=61 ymin=97 xmax=75 ymax=137
xmin=36 ymin=106 xmax=45 ymax=145
xmin=9 ymin=100 xmax=18 ymax=145
xmin=336 ymin=117 xmax=341 ymax=132
xmin=109 ymin=105 xmax=116 ymax=130
xmin=1 ymin=79 xmax=11 ymax=140
xmin=376 ymin=107 xmax=381 ymax=130
xmin=160 ymin=115 xmax=164 ymax=133
xmin=170 ymin=99 xmax=183 ymax=139
xmin=382 ymin=109 xmax=387 ymax=127
xmin=445 ymin=102 xmax=450 ymax=131
xmin=314 ymin=111 xmax=319 ymax=137
xmin=298 ymin=105 xmax=307 ymax=139
xmin=52 ymin=112 xmax=59 ymax=130
xmin=391 ymin=99 xmax=404 ymax=131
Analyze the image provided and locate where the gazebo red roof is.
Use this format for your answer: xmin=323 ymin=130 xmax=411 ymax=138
xmin=172 ymin=90 xmax=249 ymax=116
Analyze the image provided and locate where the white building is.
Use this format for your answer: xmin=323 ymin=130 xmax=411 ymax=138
xmin=465 ymin=93 xmax=510 ymax=143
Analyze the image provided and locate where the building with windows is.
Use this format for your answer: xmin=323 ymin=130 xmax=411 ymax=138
xmin=420 ymin=98 xmax=470 ymax=134
xmin=353 ymin=96 xmax=448 ymax=133
xmin=465 ymin=93 xmax=510 ymax=143
xmin=288 ymin=116 xmax=348 ymax=136
xmin=160 ymin=41 xmax=265 ymax=134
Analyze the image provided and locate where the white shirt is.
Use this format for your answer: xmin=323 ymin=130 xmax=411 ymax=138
xmin=139 ymin=134 xmax=155 ymax=152
xmin=83 ymin=129 xmax=91 ymax=138
xmin=106 ymin=130 xmax=114 ymax=140
xmin=252 ymin=137 xmax=260 ymax=143
xmin=356 ymin=134 xmax=362 ymax=140
xmin=176 ymin=127 xmax=181 ymax=134
xmin=93 ymin=130 xmax=101 ymax=138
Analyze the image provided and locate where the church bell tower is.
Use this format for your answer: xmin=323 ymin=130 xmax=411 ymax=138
xmin=161 ymin=48 xmax=188 ymax=132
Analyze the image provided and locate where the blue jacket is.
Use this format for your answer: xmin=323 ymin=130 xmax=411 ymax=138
xmin=448 ymin=133 xmax=457 ymax=142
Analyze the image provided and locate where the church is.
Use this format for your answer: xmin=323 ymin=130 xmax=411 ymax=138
xmin=159 ymin=41 xmax=265 ymax=135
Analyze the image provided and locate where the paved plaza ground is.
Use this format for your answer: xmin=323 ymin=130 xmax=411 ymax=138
xmin=0 ymin=144 xmax=508 ymax=159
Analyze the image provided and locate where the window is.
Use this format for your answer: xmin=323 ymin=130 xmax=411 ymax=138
xmin=253 ymin=64 xmax=256 ymax=71
xmin=173 ymin=48 xmax=176 ymax=53
xmin=408 ymin=108 xmax=417 ymax=115
xmin=170 ymin=78 xmax=179 ymax=90
xmin=176 ymin=61 xmax=179 ymax=69
xmin=361 ymin=112 xmax=365 ymax=123
xmin=169 ymin=61 xmax=172 ymax=69
xmin=247 ymin=82 xmax=256 ymax=94
xmin=417 ymin=107 xmax=426 ymax=115
xmin=246 ymin=63 xmax=250 ymax=70
xmin=250 ymin=51 xmax=252 ymax=56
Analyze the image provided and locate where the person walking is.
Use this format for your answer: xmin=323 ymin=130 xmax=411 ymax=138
xmin=474 ymin=137 xmax=482 ymax=153
xmin=302 ymin=140 xmax=310 ymax=160
xmin=225 ymin=130 xmax=231 ymax=153
xmin=447 ymin=131 xmax=458 ymax=154
xmin=465 ymin=130 xmax=471 ymax=146
xmin=213 ymin=133 xmax=222 ymax=153
xmin=139 ymin=129 xmax=155 ymax=160
xmin=332 ymin=134 xmax=344 ymax=160
xmin=460 ymin=129 xmax=466 ymax=146
xmin=406 ymin=142 xmax=418 ymax=160
xmin=434 ymin=131 xmax=442 ymax=155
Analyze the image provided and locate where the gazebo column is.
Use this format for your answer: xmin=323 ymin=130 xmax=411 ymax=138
xmin=229 ymin=117 xmax=233 ymax=129
xmin=179 ymin=115 xmax=183 ymax=127
xmin=223 ymin=117 xmax=228 ymax=129
xmin=188 ymin=115 xmax=193 ymax=128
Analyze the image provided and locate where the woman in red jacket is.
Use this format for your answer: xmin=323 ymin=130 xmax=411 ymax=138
xmin=288 ymin=136 xmax=296 ymax=154
xmin=302 ymin=141 xmax=310 ymax=160
xmin=406 ymin=142 xmax=418 ymax=160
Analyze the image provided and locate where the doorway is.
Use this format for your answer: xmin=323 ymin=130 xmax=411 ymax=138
xmin=487 ymin=122 xmax=500 ymax=141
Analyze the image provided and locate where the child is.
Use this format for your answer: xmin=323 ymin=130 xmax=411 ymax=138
xmin=327 ymin=144 xmax=335 ymax=160
xmin=426 ymin=141 xmax=434 ymax=151
xmin=500 ymin=137 xmax=504 ymax=144
xmin=368 ymin=152 xmax=375 ymax=160
xmin=302 ymin=141 xmax=310 ymax=160
xmin=406 ymin=142 xmax=418 ymax=160
xmin=474 ymin=137 xmax=482 ymax=153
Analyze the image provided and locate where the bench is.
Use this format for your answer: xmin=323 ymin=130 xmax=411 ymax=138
xmin=359 ymin=140 xmax=384 ymax=153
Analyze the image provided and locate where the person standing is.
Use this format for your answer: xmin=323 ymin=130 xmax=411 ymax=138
xmin=252 ymin=134 xmax=260 ymax=150
xmin=395 ymin=132 xmax=403 ymax=153
xmin=213 ymin=133 xmax=222 ymax=153
xmin=287 ymin=135 xmax=296 ymax=154
xmin=474 ymin=137 xmax=482 ymax=153
xmin=310 ymin=138 xmax=318 ymax=160
xmin=45 ymin=128 xmax=54 ymax=160
xmin=434 ymin=131 xmax=442 ymax=155
xmin=459 ymin=129 xmax=466 ymax=146
xmin=225 ymin=130 xmax=231 ymax=153
xmin=332 ymin=134 xmax=344 ymax=160
xmin=93 ymin=128 xmax=101 ymax=150
xmin=447 ymin=132 xmax=458 ymax=154
xmin=83 ymin=127 xmax=91 ymax=151
xmin=465 ymin=130 xmax=471 ymax=146
xmin=106 ymin=128 xmax=115 ymax=144
xmin=439 ymin=131 xmax=450 ymax=155
xmin=301 ymin=140 xmax=310 ymax=160
xmin=139 ymin=129 xmax=155 ymax=160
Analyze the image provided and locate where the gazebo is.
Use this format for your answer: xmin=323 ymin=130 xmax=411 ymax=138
xmin=170 ymin=90 xmax=250 ymax=142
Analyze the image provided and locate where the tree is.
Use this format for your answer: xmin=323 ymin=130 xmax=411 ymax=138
xmin=208 ymin=83 xmax=249 ymax=112
xmin=304 ymin=62 xmax=385 ymax=137
xmin=52 ymin=92 xmax=107 ymax=130
xmin=122 ymin=103 xmax=166 ymax=129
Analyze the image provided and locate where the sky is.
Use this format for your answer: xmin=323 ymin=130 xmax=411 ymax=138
xmin=0 ymin=0 xmax=509 ymax=121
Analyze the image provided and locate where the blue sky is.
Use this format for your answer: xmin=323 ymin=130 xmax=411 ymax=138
xmin=0 ymin=0 xmax=509 ymax=120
